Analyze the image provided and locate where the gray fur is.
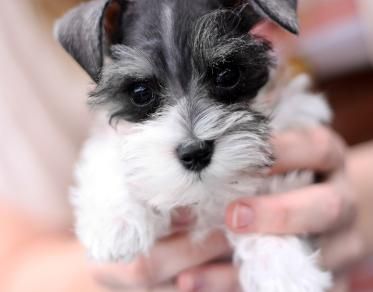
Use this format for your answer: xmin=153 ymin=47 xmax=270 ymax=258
xmin=251 ymin=0 xmax=298 ymax=33
xmin=55 ymin=0 xmax=295 ymax=160
xmin=55 ymin=0 xmax=110 ymax=81
xmin=88 ymin=5 xmax=273 ymax=122
xmin=54 ymin=0 xmax=298 ymax=161
xmin=55 ymin=3 xmax=334 ymax=292
xmin=55 ymin=0 xmax=297 ymax=82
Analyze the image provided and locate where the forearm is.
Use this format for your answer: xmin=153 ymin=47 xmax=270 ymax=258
xmin=0 ymin=202 xmax=105 ymax=292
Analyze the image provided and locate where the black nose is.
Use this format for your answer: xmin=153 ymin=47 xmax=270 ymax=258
xmin=177 ymin=140 xmax=214 ymax=172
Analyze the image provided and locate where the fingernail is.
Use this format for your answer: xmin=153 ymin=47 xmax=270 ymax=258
xmin=232 ymin=204 xmax=254 ymax=229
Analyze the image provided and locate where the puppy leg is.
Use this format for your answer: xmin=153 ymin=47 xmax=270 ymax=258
xmin=230 ymin=234 xmax=332 ymax=292
xmin=75 ymin=197 xmax=161 ymax=262
xmin=72 ymin=129 xmax=170 ymax=262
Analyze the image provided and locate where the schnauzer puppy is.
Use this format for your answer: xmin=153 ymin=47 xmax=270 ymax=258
xmin=56 ymin=0 xmax=333 ymax=291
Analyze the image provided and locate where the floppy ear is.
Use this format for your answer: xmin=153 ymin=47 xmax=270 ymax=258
xmin=221 ymin=0 xmax=298 ymax=34
xmin=54 ymin=0 xmax=128 ymax=82
xmin=251 ymin=0 xmax=298 ymax=34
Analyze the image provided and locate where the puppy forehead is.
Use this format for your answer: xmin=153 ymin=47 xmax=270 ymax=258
xmin=116 ymin=0 xmax=223 ymax=87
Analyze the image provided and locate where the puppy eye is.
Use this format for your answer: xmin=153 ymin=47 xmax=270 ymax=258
xmin=214 ymin=66 xmax=240 ymax=88
xmin=128 ymin=82 xmax=155 ymax=107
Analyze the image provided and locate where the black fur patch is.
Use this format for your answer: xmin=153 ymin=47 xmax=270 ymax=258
xmin=89 ymin=0 xmax=273 ymax=123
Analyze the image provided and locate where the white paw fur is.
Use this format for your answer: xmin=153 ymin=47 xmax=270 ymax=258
xmin=231 ymin=235 xmax=331 ymax=292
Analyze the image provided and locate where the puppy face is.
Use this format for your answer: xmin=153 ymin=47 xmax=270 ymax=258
xmin=56 ymin=0 xmax=298 ymax=209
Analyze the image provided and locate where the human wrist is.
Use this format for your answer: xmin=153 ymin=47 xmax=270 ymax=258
xmin=2 ymin=239 xmax=102 ymax=292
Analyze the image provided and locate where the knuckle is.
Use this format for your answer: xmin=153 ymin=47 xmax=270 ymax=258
xmin=312 ymin=128 xmax=334 ymax=163
xmin=342 ymin=187 xmax=358 ymax=223
xmin=349 ymin=232 xmax=366 ymax=260
xmin=90 ymin=267 xmax=121 ymax=289
xmin=126 ymin=256 xmax=154 ymax=287
xmin=324 ymin=186 xmax=343 ymax=227
xmin=334 ymin=181 xmax=357 ymax=225
xmin=335 ymin=136 xmax=347 ymax=156
xmin=333 ymin=136 xmax=347 ymax=169
xmin=308 ymin=127 xmax=346 ymax=170
xmin=273 ymin=201 xmax=292 ymax=232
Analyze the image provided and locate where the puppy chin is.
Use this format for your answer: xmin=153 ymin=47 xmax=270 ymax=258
xmin=119 ymin=99 xmax=272 ymax=211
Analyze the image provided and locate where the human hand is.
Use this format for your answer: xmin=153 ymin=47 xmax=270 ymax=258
xmin=225 ymin=127 xmax=359 ymax=269
xmin=90 ymin=209 xmax=231 ymax=291
xmin=91 ymin=127 xmax=371 ymax=292
xmin=177 ymin=127 xmax=357 ymax=292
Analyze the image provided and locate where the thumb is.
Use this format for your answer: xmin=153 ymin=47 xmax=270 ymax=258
xmin=225 ymin=183 xmax=350 ymax=235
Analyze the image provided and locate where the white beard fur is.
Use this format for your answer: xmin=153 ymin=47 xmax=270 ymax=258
xmin=72 ymin=74 xmax=333 ymax=292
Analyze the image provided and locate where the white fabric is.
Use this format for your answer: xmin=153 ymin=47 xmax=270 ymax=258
xmin=0 ymin=1 xmax=91 ymax=227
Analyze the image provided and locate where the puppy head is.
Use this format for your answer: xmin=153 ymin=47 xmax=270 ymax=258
xmin=56 ymin=0 xmax=298 ymax=209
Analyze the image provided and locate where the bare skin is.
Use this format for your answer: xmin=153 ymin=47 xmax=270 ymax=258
xmin=178 ymin=128 xmax=372 ymax=292
xmin=1 ymin=127 xmax=372 ymax=292
xmin=90 ymin=127 xmax=373 ymax=292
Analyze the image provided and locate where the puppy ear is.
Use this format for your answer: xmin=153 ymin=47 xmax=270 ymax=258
xmin=221 ymin=0 xmax=298 ymax=34
xmin=251 ymin=0 xmax=298 ymax=34
xmin=54 ymin=0 xmax=128 ymax=82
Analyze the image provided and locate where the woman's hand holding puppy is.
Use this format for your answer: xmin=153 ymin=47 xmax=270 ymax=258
xmin=94 ymin=126 xmax=373 ymax=292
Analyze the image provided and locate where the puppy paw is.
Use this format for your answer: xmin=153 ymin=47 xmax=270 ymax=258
xmin=77 ymin=214 xmax=156 ymax=263
xmin=233 ymin=235 xmax=332 ymax=292
xmin=71 ymin=130 xmax=159 ymax=263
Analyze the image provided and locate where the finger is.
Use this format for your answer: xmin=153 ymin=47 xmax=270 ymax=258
xmin=92 ymin=231 xmax=231 ymax=288
xmin=171 ymin=207 xmax=195 ymax=232
xmin=148 ymin=232 xmax=231 ymax=285
xmin=226 ymin=182 xmax=355 ymax=235
xmin=96 ymin=274 xmax=176 ymax=292
xmin=147 ymin=287 xmax=177 ymax=292
xmin=130 ymin=286 xmax=177 ymax=292
xmin=270 ymin=127 xmax=346 ymax=174
xmin=94 ymin=268 xmax=177 ymax=291
xmin=177 ymin=264 xmax=239 ymax=292
xmin=146 ymin=287 xmax=177 ymax=292
xmin=319 ymin=228 xmax=365 ymax=272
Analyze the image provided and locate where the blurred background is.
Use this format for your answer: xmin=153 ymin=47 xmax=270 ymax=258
xmin=0 ymin=0 xmax=372 ymax=291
